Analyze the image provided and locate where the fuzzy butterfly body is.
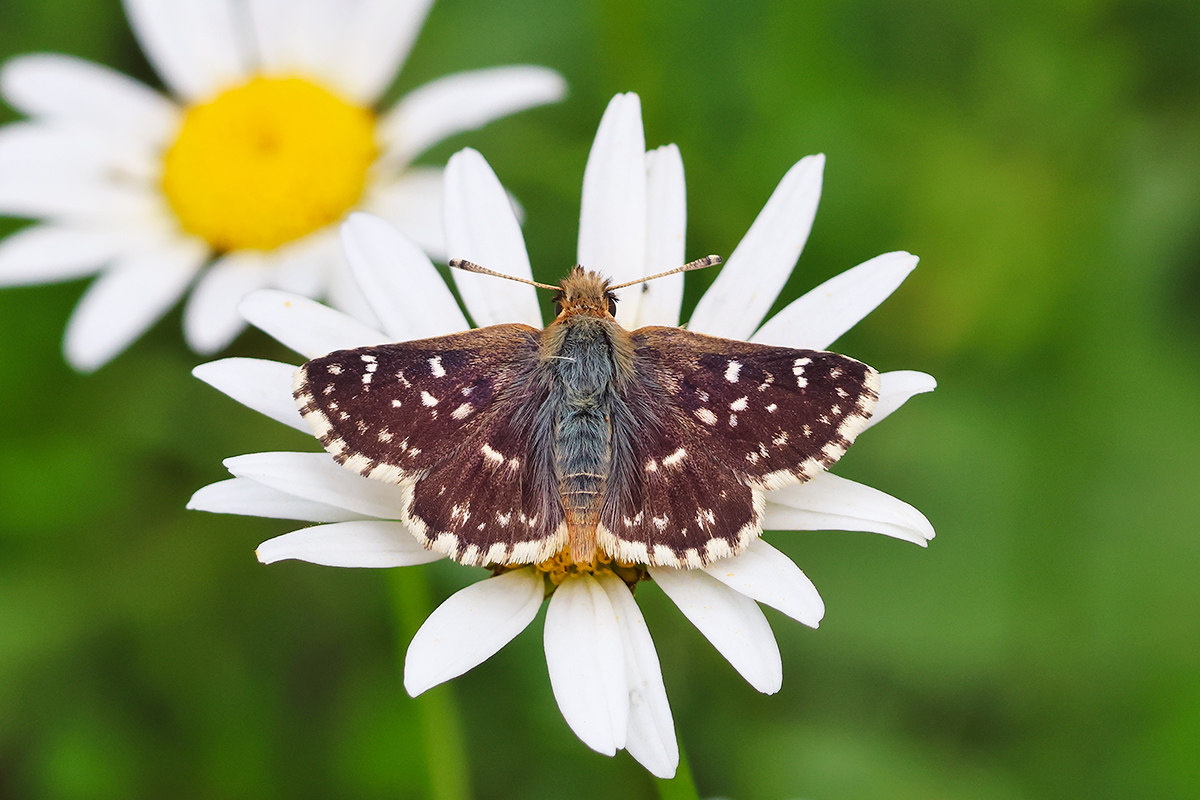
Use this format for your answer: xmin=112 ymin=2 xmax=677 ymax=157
xmin=293 ymin=266 xmax=880 ymax=569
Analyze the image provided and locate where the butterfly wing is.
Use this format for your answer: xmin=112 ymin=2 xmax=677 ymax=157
xmin=294 ymin=324 xmax=565 ymax=565
xmin=599 ymin=326 xmax=879 ymax=567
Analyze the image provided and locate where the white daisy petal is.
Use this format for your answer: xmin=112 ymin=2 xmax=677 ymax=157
xmin=257 ymin=520 xmax=443 ymax=568
xmin=649 ymin=566 xmax=782 ymax=694
xmin=269 ymin=233 xmax=333 ymax=299
xmin=0 ymin=53 xmax=177 ymax=143
xmin=636 ymin=144 xmax=687 ymax=328
xmin=275 ymin=232 xmax=382 ymax=331
xmin=378 ymin=66 xmax=566 ymax=165
xmin=0 ymin=121 xmax=157 ymax=182
xmin=188 ymin=476 xmax=366 ymax=522
xmin=183 ymin=250 xmax=274 ymax=354
xmin=64 ymin=239 xmax=206 ymax=372
xmin=223 ymin=451 xmax=406 ymax=519
xmin=765 ymin=471 xmax=936 ymax=545
xmin=597 ymin=574 xmax=678 ymax=779
xmin=238 ymin=289 xmax=388 ymax=360
xmin=192 ymin=357 xmax=307 ymax=432
xmin=247 ymin=0 xmax=340 ymax=76
xmin=752 ymin=251 xmax=919 ymax=349
xmin=688 ymin=154 xmax=825 ymax=339
xmin=340 ymin=212 xmax=468 ymax=341
xmin=122 ymin=0 xmax=249 ymax=101
xmin=444 ymin=148 xmax=541 ymax=327
xmin=362 ymin=167 xmax=447 ymax=261
xmin=763 ymin=503 xmax=927 ymax=546
xmin=545 ymin=574 xmax=629 ymax=755
xmin=325 ymin=247 xmax=383 ymax=331
xmin=0 ymin=175 xmax=164 ymax=225
xmin=868 ymin=370 xmax=937 ymax=429
xmin=0 ymin=224 xmax=150 ymax=286
xmin=325 ymin=0 xmax=436 ymax=104
xmin=404 ymin=567 xmax=543 ymax=696
xmin=577 ymin=92 xmax=647 ymax=325
xmin=702 ymin=539 xmax=824 ymax=628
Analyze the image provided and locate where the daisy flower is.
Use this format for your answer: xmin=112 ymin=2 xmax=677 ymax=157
xmin=0 ymin=0 xmax=565 ymax=371
xmin=188 ymin=93 xmax=936 ymax=777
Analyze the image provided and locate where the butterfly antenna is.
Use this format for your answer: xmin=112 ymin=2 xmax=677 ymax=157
xmin=608 ymin=255 xmax=723 ymax=290
xmin=448 ymin=258 xmax=559 ymax=291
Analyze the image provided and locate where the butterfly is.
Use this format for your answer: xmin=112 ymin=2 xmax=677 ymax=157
xmin=293 ymin=256 xmax=880 ymax=569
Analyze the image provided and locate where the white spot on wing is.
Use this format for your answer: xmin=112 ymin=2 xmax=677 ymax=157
xmin=793 ymin=357 xmax=811 ymax=388
xmin=730 ymin=396 xmax=749 ymax=411
xmin=420 ymin=391 xmax=438 ymax=407
xmin=428 ymin=356 xmax=445 ymax=377
xmin=695 ymin=407 xmax=717 ymax=425
xmin=481 ymin=444 xmax=504 ymax=465
xmin=662 ymin=448 xmax=687 ymax=468
xmin=451 ymin=403 xmax=473 ymax=420
xmin=725 ymin=360 xmax=742 ymax=382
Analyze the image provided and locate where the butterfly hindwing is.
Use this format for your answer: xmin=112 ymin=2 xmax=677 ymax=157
xmin=404 ymin=409 xmax=566 ymax=566
xmin=599 ymin=326 xmax=879 ymax=567
xmin=599 ymin=395 xmax=764 ymax=568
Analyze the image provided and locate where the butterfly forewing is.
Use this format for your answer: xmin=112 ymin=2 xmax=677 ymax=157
xmin=599 ymin=327 xmax=879 ymax=567
xmin=293 ymin=324 xmax=541 ymax=481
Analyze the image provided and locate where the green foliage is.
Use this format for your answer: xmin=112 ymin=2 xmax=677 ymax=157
xmin=2 ymin=0 xmax=1199 ymax=797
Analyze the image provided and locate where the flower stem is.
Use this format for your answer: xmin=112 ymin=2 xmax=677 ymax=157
xmin=388 ymin=569 xmax=472 ymax=800
xmin=653 ymin=735 xmax=700 ymax=800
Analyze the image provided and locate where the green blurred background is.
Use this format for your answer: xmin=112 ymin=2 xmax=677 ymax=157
xmin=2 ymin=0 xmax=1199 ymax=797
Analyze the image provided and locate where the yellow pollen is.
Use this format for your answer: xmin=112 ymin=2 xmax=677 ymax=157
xmin=531 ymin=547 xmax=645 ymax=588
xmin=162 ymin=77 xmax=377 ymax=251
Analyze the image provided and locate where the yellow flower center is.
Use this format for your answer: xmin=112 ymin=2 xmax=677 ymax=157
xmin=532 ymin=548 xmax=645 ymax=588
xmin=161 ymin=77 xmax=377 ymax=252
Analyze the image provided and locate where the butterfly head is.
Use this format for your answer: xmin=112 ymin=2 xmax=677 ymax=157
xmin=553 ymin=267 xmax=618 ymax=320
xmin=446 ymin=255 xmax=723 ymax=325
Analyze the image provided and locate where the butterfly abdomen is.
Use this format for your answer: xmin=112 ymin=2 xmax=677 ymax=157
xmin=547 ymin=316 xmax=625 ymax=563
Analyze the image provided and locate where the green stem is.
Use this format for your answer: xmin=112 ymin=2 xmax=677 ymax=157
xmin=653 ymin=735 xmax=700 ymax=800
xmin=388 ymin=569 xmax=472 ymax=800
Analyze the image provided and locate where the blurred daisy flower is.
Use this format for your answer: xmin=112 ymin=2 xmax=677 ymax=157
xmin=0 ymin=0 xmax=565 ymax=370
xmin=189 ymin=93 xmax=935 ymax=777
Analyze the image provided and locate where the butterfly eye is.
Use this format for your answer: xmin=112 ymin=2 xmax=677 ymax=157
xmin=554 ymin=302 xmax=564 ymax=316
xmin=607 ymin=296 xmax=618 ymax=316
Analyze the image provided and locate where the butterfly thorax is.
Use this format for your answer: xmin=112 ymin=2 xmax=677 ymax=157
xmin=542 ymin=269 xmax=636 ymax=563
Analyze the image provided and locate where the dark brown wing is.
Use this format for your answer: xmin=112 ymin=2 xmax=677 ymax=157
xmin=599 ymin=326 xmax=879 ymax=568
xmin=294 ymin=324 xmax=564 ymax=565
